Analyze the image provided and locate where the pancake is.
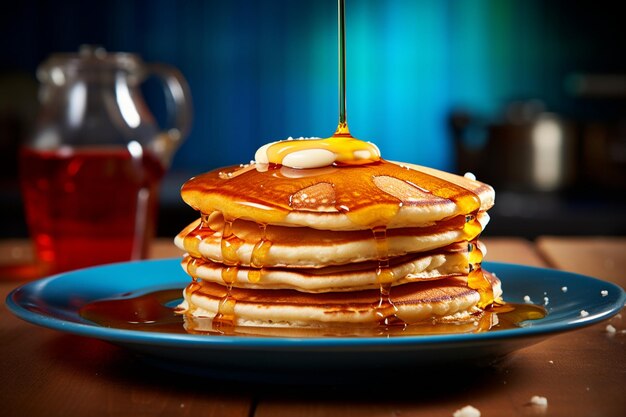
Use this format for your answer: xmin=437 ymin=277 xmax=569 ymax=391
xmin=181 ymin=160 xmax=494 ymax=231
xmin=180 ymin=246 xmax=470 ymax=292
xmin=177 ymin=271 xmax=502 ymax=327
xmin=175 ymin=211 xmax=489 ymax=268
xmin=175 ymin=140 xmax=498 ymax=329
xmin=183 ymin=310 xmax=499 ymax=336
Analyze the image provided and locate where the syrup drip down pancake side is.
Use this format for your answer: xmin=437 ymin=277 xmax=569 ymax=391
xmin=175 ymin=212 xmax=490 ymax=268
xmin=178 ymin=272 xmax=502 ymax=327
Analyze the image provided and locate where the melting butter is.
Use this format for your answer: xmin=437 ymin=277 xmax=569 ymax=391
xmin=255 ymin=136 xmax=381 ymax=169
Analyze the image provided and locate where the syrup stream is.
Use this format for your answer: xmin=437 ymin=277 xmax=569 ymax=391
xmin=336 ymin=0 xmax=349 ymax=136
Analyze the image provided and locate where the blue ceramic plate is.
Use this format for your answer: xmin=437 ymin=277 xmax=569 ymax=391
xmin=6 ymin=260 xmax=625 ymax=381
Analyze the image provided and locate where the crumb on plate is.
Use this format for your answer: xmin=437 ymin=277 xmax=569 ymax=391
xmin=453 ymin=405 xmax=481 ymax=417
xmin=530 ymin=396 xmax=548 ymax=407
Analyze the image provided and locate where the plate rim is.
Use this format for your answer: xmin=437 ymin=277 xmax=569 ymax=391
xmin=5 ymin=259 xmax=625 ymax=349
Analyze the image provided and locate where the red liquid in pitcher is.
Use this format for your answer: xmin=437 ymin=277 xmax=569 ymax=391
xmin=20 ymin=147 xmax=165 ymax=273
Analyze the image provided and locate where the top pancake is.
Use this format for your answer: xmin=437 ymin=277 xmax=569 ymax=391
xmin=181 ymin=160 xmax=494 ymax=231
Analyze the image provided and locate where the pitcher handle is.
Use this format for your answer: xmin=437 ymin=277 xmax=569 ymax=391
xmin=146 ymin=63 xmax=193 ymax=166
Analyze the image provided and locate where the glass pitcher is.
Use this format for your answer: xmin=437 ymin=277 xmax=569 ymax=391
xmin=19 ymin=45 xmax=192 ymax=274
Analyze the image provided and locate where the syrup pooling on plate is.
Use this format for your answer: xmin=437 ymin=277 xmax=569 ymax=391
xmin=79 ymin=288 xmax=183 ymax=332
xmin=78 ymin=288 xmax=546 ymax=336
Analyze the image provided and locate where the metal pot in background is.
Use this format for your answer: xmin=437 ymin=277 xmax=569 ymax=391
xmin=450 ymin=101 xmax=578 ymax=193
xmin=581 ymin=119 xmax=626 ymax=190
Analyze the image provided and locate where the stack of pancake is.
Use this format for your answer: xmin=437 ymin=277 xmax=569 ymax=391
xmin=175 ymin=159 xmax=500 ymax=329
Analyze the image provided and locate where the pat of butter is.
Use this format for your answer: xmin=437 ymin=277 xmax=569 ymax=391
xmin=282 ymin=149 xmax=336 ymax=169
xmin=255 ymin=136 xmax=381 ymax=169
xmin=254 ymin=143 xmax=274 ymax=164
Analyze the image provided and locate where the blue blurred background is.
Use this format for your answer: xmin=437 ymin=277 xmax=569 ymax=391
xmin=1 ymin=0 xmax=625 ymax=237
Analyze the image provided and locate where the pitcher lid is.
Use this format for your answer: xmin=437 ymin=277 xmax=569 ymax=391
xmin=37 ymin=45 xmax=146 ymax=84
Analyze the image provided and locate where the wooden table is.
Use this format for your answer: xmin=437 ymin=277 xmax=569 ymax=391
xmin=1 ymin=237 xmax=624 ymax=417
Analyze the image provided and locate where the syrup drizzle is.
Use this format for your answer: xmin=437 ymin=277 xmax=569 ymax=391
xmin=372 ymin=226 xmax=402 ymax=325
xmin=261 ymin=1 xmax=380 ymax=168
xmin=184 ymin=281 xmax=201 ymax=315
xmin=185 ymin=256 xmax=202 ymax=281
xmin=339 ymin=0 xmax=396 ymax=326
xmin=182 ymin=214 xmax=216 ymax=259
xmin=214 ymin=217 xmax=243 ymax=326
xmin=248 ymin=223 xmax=271 ymax=283
xmin=464 ymin=213 xmax=492 ymax=307
xmin=220 ymin=218 xmax=244 ymax=265
xmin=337 ymin=0 xmax=348 ymax=135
